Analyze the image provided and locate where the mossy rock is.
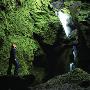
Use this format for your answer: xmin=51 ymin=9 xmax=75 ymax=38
xmin=31 ymin=68 xmax=90 ymax=90
xmin=0 ymin=0 xmax=59 ymax=83
xmin=0 ymin=0 xmax=90 ymax=84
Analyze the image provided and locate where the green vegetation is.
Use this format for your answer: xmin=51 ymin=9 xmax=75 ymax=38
xmin=0 ymin=0 xmax=58 ymax=82
xmin=32 ymin=68 xmax=90 ymax=89
xmin=0 ymin=0 xmax=90 ymax=83
xmin=46 ymin=68 xmax=90 ymax=86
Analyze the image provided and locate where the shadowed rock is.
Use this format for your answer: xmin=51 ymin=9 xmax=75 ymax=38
xmin=33 ymin=32 xmax=72 ymax=81
xmin=0 ymin=74 xmax=35 ymax=90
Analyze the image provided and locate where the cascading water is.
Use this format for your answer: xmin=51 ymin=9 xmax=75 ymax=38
xmin=70 ymin=62 xmax=75 ymax=71
xmin=55 ymin=10 xmax=73 ymax=37
xmin=55 ymin=9 xmax=77 ymax=71
xmin=51 ymin=0 xmax=81 ymax=72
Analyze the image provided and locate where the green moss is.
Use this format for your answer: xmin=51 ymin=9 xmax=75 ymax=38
xmin=0 ymin=0 xmax=90 ymax=83
xmin=0 ymin=0 xmax=59 ymax=83
xmin=32 ymin=68 xmax=90 ymax=89
xmin=48 ymin=68 xmax=89 ymax=86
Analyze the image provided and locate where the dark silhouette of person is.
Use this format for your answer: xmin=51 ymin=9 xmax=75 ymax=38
xmin=7 ymin=43 xmax=19 ymax=76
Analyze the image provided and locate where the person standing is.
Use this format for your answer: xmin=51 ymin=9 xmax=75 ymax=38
xmin=7 ymin=43 xmax=19 ymax=76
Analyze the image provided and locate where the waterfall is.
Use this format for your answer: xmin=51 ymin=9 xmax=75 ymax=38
xmin=70 ymin=63 xmax=74 ymax=71
xmin=72 ymin=45 xmax=77 ymax=61
xmin=51 ymin=0 xmax=81 ymax=72
xmin=56 ymin=10 xmax=77 ymax=71
xmin=55 ymin=10 xmax=73 ymax=37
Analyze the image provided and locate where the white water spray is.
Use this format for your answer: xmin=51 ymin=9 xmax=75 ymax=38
xmin=56 ymin=10 xmax=77 ymax=71
xmin=55 ymin=10 xmax=73 ymax=37
xmin=70 ymin=63 xmax=74 ymax=71
xmin=52 ymin=0 xmax=81 ymax=72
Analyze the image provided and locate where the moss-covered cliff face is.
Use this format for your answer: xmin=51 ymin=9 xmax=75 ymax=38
xmin=0 ymin=0 xmax=90 ymax=83
xmin=0 ymin=0 xmax=60 ymax=82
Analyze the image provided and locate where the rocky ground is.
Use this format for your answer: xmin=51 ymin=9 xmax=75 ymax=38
xmin=0 ymin=68 xmax=90 ymax=90
xmin=29 ymin=68 xmax=90 ymax=90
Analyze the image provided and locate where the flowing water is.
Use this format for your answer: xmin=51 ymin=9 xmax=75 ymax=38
xmin=55 ymin=10 xmax=73 ymax=37
xmin=56 ymin=10 xmax=77 ymax=71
